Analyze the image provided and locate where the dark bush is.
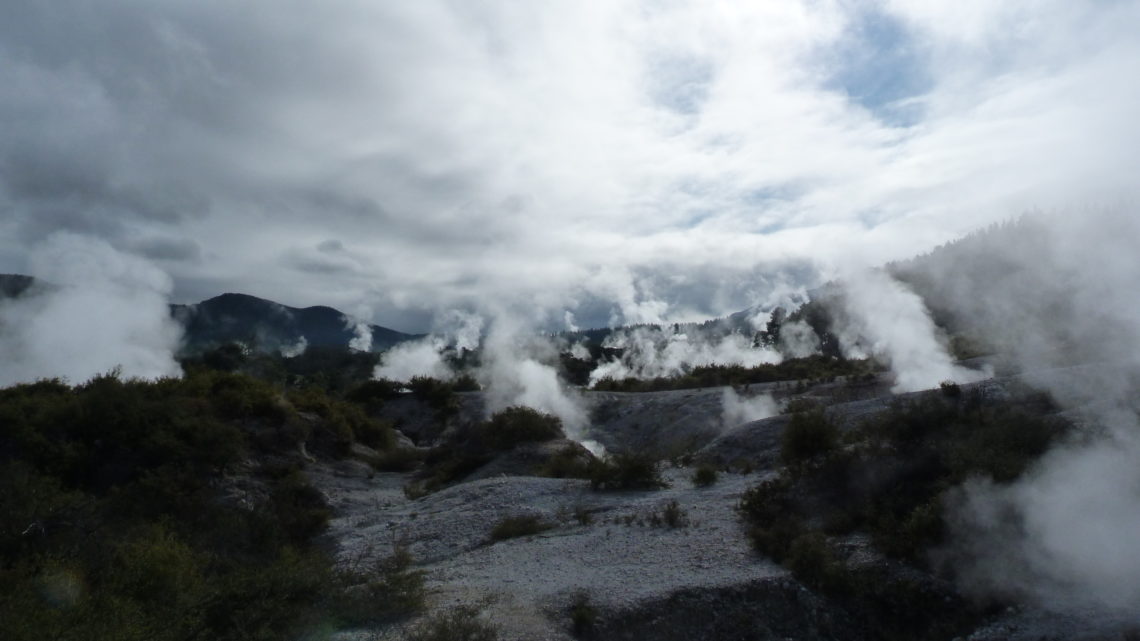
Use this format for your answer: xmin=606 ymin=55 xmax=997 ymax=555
xmin=337 ymin=545 xmax=426 ymax=624
xmin=783 ymin=397 xmax=823 ymax=415
xmin=480 ymin=406 xmax=565 ymax=450
xmin=489 ymin=515 xmax=553 ymax=542
xmin=785 ymin=532 xmax=851 ymax=594
xmin=537 ymin=445 xmax=595 ymax=480
xmin=344 ymin=378 xmax=404 ymax=406
xmin=367 ymin=446 xmax=427 ymax=473
xmin=661 ymin=499 xmax=688 ymax=528
xmin=0 ymin=371 xmax=349 ymax=641
xmin=406 ymin=605 xmax=499 ymax=641
xmin=781 ymin=410 xmax=839 ymax=464
xmin=569 ymin=591 xmax=598 ymax=638
xmin=452 ymin=373 xmax=482 ymax=392
xmin=692 ymin=465 xmax=718 ymax=487
xmin=407 ymin=376 xmax=460 ymax=417
xmin=588 ymin=453 xmax=667 ymax=491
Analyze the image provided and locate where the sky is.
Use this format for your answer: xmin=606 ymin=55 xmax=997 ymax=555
xmin=1 ymin=0 xmax=1138 ymax=332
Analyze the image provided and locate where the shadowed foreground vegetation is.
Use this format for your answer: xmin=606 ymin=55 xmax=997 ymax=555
xmin=738 ymin=386 xmax=1068 ymax=641
xmin=0 ymin=370 xmax=423 ymax=641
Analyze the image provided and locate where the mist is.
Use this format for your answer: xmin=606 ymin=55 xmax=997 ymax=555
xmin=479 ymin=316 xmax=590 ymax=440
xmin=721 ymin=388 xmax=780 ymax=428
xmin=836 ymin=268 xmax=991 ymax=393
xmin=587 ymin=325 xmax=782 ymax=386
xmin=0 ymin=233 xmax=183 ymax=386
xmin=372 ymin=310 xmax=485 ymax=382
xmin=279 ymin=336 xmax=308 ymax=358
xmin=912 ymin=209 xmax=1140 ymax=617
xmin=372 ymin=308 xmax=595 ymax=448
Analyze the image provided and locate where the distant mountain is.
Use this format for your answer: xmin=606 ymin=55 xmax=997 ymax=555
xmin=0 ymin=275 xmax=420 ymax=354
xmin=171 ymin=293 xmax=421 ymax=354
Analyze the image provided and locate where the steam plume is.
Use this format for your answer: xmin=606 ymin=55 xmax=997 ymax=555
xmin=0 ymin=233 xmax=183 ymax=386
xmin=588 ymin=325 xmax=781 ymax=386
xmin=721 ymin=388 xmax=779 ymax=428
xmin=918 ymin=209 xmax=1140 ymax=618
xmin=837 ymin=268 xmax=990 ymax=392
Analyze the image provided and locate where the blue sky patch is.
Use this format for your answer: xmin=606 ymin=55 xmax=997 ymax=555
xmin=825 ymin=8 xmax=932 ymax=127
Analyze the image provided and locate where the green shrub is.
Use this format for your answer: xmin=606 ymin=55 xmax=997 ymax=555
xmin=288 ymin=386 xmax=396 ymax=456
xmin=367 ymin=446 xmax=426 ymax=473
xmin=489 ymin=515 xmax=552 ymax=542
xmin=403 ymin=481 xmax=430 ymax=500
xmin=407 ymin=605 xmax=498 ymax=641
xmin=337 ymin=545 xmax=426 ymax=624
xmin=407 ymin=376 xmax=460 ymax=417
xmin=661 ymin=499 xmax=687 ymax=528
xmin=781 ymin=410 xmax=839 ymax=464
xmin=344 ymin=378 xmax=403 ymax=406
xmin=204 ymin=371 xmax=287 ymax=422
xmin=537 ymin=445 xmax=595 ymax=480
xmin=738 ymin=474 xmax=804 ymax=560
xmin=0 ymin=371 xmax=362 ymax=641
xmin=782 ymin=397 xmax=822 ymax=414
xmin=452 ymin=373 xmax=482 ymax=392
xmin=480 ymin=406 xmax=565 ymax=450
xmin=569 ymin=591 xmax=598 ymax=638
xmin=692 ymin=465 xmax=718 ymax=487
xmin=572 ymin=504 xmax=594 ymax=526
xmin=588 ymin=453 xmax=667 ymax=491
xmin=785 ymin=532 xmax=851 ymax=594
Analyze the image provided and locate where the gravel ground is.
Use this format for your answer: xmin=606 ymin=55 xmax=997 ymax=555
xmin=309 ymin=463 xmax=784 ymax=640
xmin=313 ymin=364 xmax=1135 ymax=640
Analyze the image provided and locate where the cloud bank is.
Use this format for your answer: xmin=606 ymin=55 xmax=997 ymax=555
xmin=0 ymin=1 xmax=1136 ymax=330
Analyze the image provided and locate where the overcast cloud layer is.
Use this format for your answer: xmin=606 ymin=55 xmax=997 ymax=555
xmin=1 ymin=0 xmax=1138 ymax=331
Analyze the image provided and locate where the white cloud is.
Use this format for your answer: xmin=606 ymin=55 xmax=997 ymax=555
xmin=0 ymin=1 xmax=1135 ymax=330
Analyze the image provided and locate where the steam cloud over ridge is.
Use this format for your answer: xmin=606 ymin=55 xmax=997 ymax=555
xmin=0 ymin=233 xmax=183 ymax=386
xmin=915 ymin=209 xmax=1140 ymax=617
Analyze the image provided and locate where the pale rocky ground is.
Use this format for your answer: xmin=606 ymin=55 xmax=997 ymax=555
xmin=309 ymin=366 xmax=1137 ymax=640
xmin=313 ymin=463 xmax=788 ymax=640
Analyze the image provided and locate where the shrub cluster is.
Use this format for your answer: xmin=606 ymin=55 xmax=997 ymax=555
xmin=588 ymin=453 xmax=667 ymax=491
xmin=489 ymin=515 xmax=553 ymax=542
xmin=691 ymin=465 xmax=718 ymax=487
xmin=479 ymin=406 xmax=565 ymax=450
xmin=737 ymin=388 xmax=1069 ymax=640
xmin=336 ymin=545 xmax=427 ymax=625
xmin=568 ymin=591 xmax=598 ymax=638
xmin=406 ymin=605 xmax=499 ymax=641
xmin=0 ymin=371 xmax=415 ymax=640
xmin=780 ymin=409 xmax=840 ymax=465
xmin=409 ymin=407 xmax=570 ymax=496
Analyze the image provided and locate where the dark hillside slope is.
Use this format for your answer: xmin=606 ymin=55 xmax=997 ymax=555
xmin=172 ymin=292 xmax=420 ymax=354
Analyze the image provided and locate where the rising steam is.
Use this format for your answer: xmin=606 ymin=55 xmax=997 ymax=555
xmin=372 ymin=308 xmax=596 ymax=448
xmin=587 ymin=325 xmax=781 ymax=386
xmin=919 ymin=209 xmax=1140 ymax=618
xmin=837 ymin=268 xmax=990 ymax=393
xmin=0 ymin=233 xmax=183 ymax=386
xmin=721 ymin=388 xmax=779 ymax=428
